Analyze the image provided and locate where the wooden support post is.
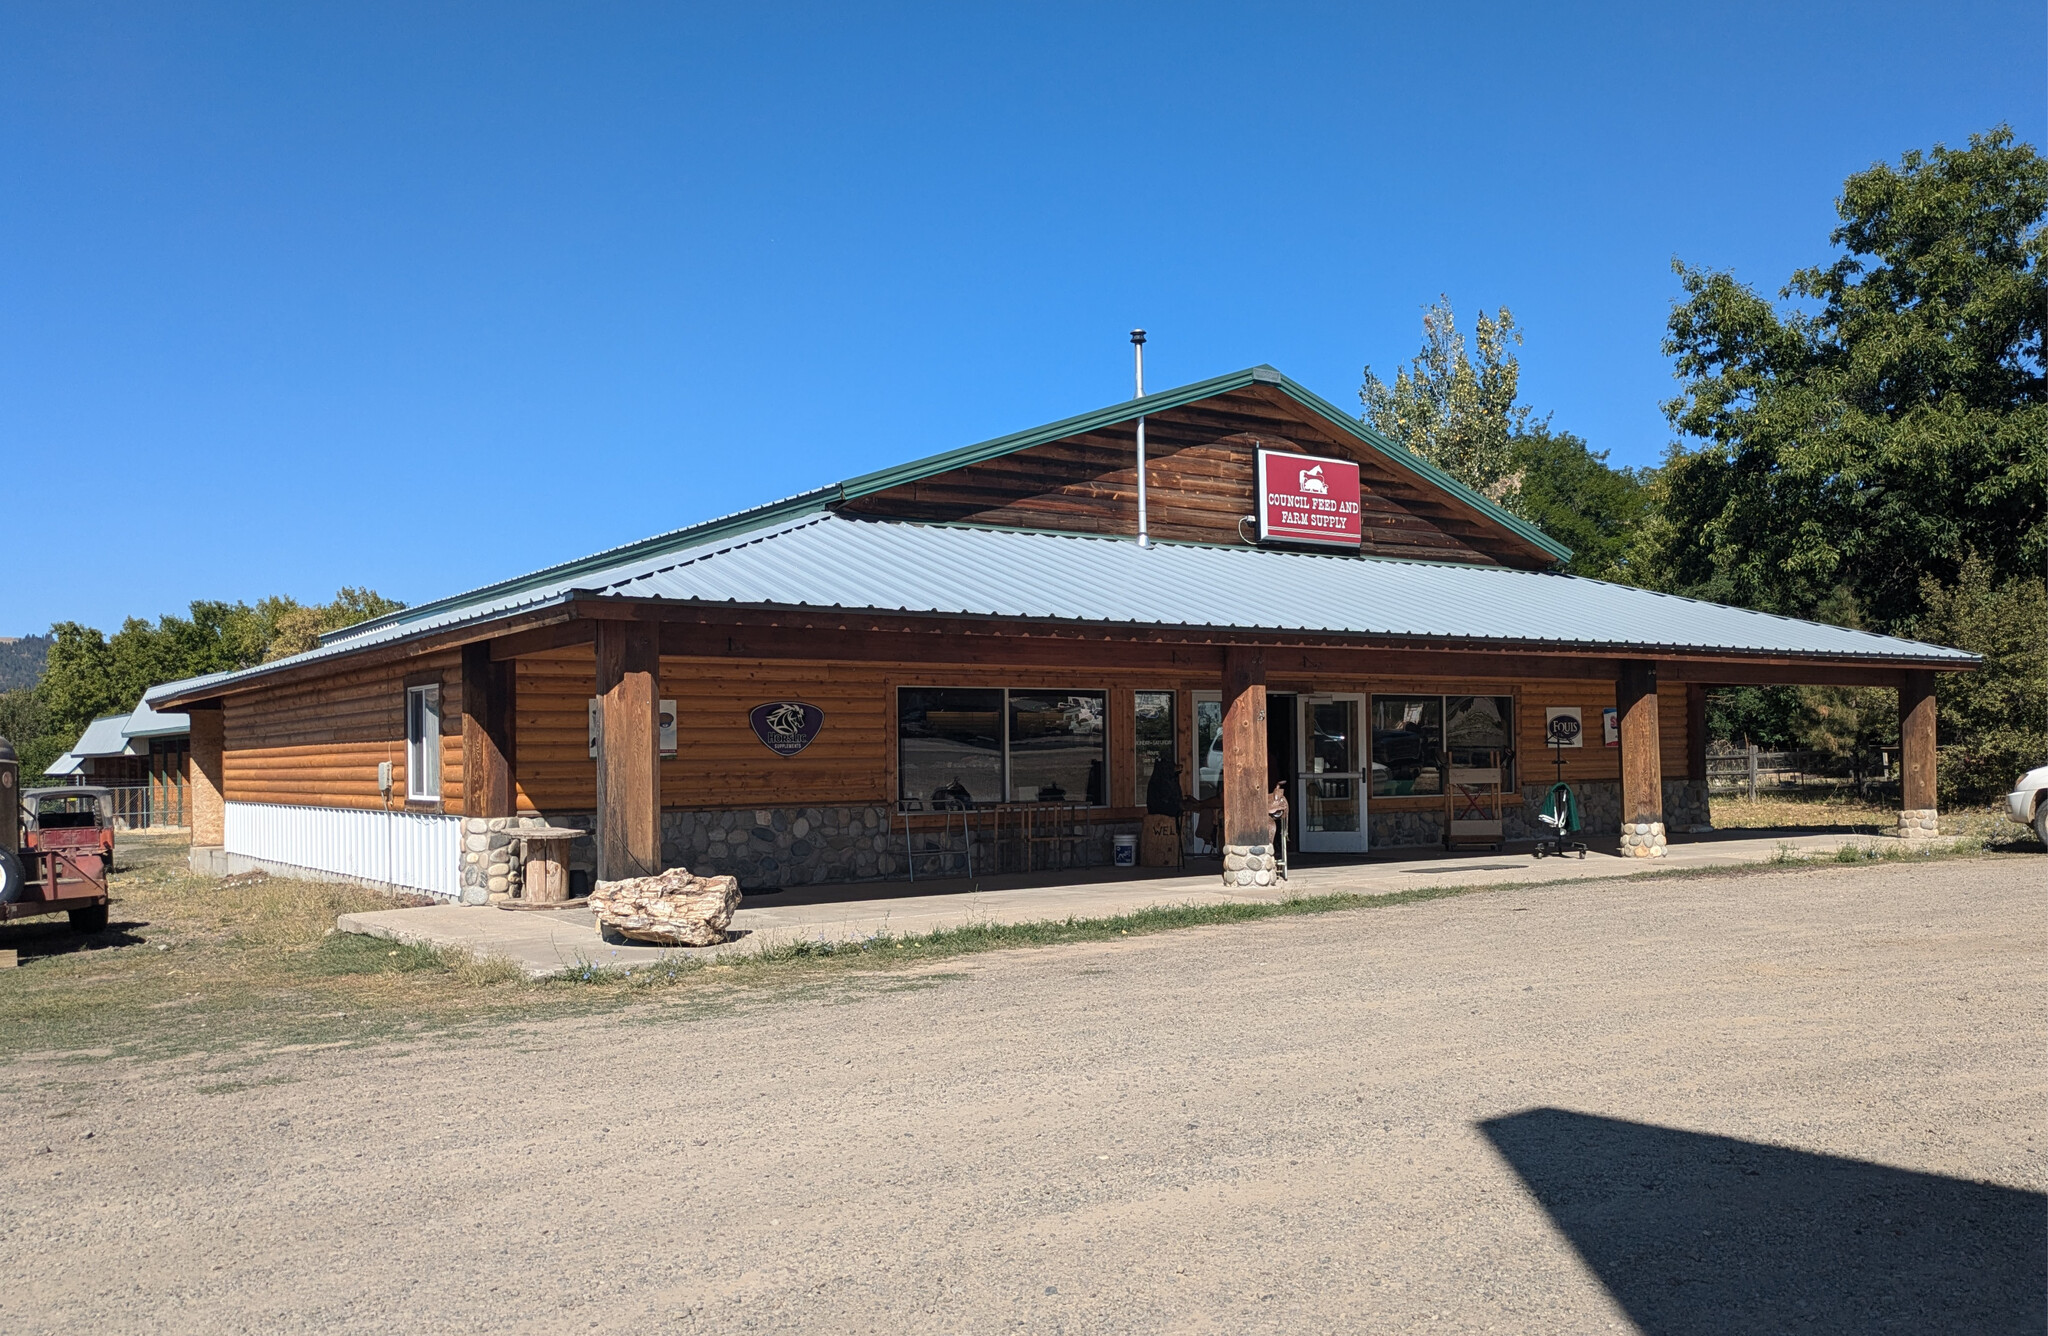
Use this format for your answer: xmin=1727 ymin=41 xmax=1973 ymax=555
xmin=1685 ymin=684 xmax=1708 ymax=784
xmin=460 ymin=642 xmax=516 ymax=819
xmin=1897 ymin=669 xmax=1938 ymax=840
xmin=1617 ymin=661 xmax=1665 ymax=857
xmin=1220 ymin=647 xmax=1278 ymax=885
xmin=594 ymin=621 xmax=661 ymax=882
xmin=188 ymin=707 xmax=225 ymax=848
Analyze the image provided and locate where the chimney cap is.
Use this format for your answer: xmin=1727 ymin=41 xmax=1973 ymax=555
xmin=1129 ymin=329 xmax=1146 ymax=344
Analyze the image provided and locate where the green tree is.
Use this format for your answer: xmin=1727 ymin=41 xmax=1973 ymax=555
xmin=36 ymin=623 xmax=126 ymax=742
xmin=25 ymin=588 xmax=406 ymax=759
xmin=1361 ymin=297 xmax=1533 ymax=510
xmin=0 ymin=687 xmax=65 ymax=780
xmin=1913 ymin=553 xmax=2048 ymax=805
xmin=1508 ymin=425 xmax=1653 ymax=581
xmin=264 ymin=587 xmax=405 ymax=662
xmin=1655 ymin=126 xmax=2048 ymax=628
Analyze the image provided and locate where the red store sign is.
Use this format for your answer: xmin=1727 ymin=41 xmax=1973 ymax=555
xmin=1257 ymin=449 xmax=1362 ymax=548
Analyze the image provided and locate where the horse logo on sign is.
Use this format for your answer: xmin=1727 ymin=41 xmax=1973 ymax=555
xmin=749 ymin=702 xmax=824 ymax=756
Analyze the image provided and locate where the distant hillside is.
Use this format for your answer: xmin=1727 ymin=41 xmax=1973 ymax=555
xmin=0 ymin=635 xmax=52 ymax=692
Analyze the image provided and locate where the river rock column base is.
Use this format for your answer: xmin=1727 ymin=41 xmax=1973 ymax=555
xmin=1896 ymin=808 xmax=1940 ymax=841
xmin=1620 ymin=818 xmax=1667 ymax=858
xmin=1222 ymin=844 xmax=1281 ymax=888
xmin=590 ymin=868 xmax=743 ymax=946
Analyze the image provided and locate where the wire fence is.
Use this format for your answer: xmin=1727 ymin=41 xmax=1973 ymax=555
xmin=1706 ymin=746 xmax=1898 ymax=801
xmin=21 ymin=782 xmax=186 ymax=830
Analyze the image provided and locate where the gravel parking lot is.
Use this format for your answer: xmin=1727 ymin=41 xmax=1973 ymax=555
xmin=2 ymin=857 xmax=2041 ymax=1334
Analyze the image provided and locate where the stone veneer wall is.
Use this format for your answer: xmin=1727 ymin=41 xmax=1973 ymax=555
xmin=465 ymin=805 xmax=1148 ymax=900
xmin=459 ymin=782 xmax=1720 ymax=896
xmin=459 ymin=814 xmax=596 ymax=905
xmin=663 ymin=806 xmax=901 ymax=887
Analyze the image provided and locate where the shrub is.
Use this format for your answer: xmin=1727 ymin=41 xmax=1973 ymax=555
xmin=1916 ymin=555 xmax=2048 ymax=805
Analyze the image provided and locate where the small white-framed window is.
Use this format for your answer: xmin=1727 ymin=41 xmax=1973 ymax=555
xmin=406 ymin=684 xmax=442 ymax=802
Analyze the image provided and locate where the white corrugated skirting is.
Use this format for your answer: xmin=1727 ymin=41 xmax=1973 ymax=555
xmin=223 ymin=802 xmax=463 ymax=899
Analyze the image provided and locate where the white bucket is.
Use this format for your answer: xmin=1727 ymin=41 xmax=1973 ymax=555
xmin=1112 ymin=834 xmax=1138 ymax=867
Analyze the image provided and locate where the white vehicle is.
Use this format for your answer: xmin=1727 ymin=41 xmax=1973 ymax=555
xmin=2008 ymin=764 xmax=2048 ymax=850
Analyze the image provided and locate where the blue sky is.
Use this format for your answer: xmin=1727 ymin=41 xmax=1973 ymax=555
xmin=3 ymin=2 xmax=2041 ymax=634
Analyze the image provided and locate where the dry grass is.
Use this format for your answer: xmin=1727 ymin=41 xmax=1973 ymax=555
xmin=3 ymin=818 xmax=2034 ymax=1072
xmin=1709 ymin=791 xmax=2025 ymax=846
xmin=0 ymin=833 xmax=543 ymax=1064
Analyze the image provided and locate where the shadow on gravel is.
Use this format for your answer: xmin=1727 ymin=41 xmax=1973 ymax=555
xmin=1479 ymin=1107 xmax=2044 ymax=1335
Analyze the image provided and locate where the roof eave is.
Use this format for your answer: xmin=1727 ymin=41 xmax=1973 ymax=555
xmin=146 ymin=591 xmax=587 ymax=709
xmin=573 ymin=592 xmax=1980 ymax=669
xmin=315 ymin=487 xmax=843 ymax=650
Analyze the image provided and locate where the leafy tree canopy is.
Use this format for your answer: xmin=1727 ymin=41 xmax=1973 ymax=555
xmin=6 ymin=588 xmax=405 ymax=767
xmin=1508 ymin=426 xmax=1653 ymax=582
xmin=1361 ymin=297 xmax=1534 ymax=512
xmin=1655 ymin=125 xmax=2048 ymax=628
xmin=1914 ymin=552 xmax=2048 ymax=805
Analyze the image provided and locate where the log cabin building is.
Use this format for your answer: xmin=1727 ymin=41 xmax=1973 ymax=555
xmin=146 ymin=366 xmax=1975 ymax=901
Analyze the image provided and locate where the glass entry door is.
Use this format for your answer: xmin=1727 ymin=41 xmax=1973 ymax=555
xmin=1298 ymin=696 xmax=1369 ymax=853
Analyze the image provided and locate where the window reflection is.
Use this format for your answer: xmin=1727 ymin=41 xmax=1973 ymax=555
xmin=1446 ymin=695 xmax=1514 ymax=786
xmin=898 ymin=688 xmax=1004 ymax=805
xmin=1134 ymin=690 xmax=1177 ymax=806
xmin=1195 ymin=697 xmax=1223 ymax=800
xmin=1370 ymin=696 xmax=1443 ymax=796
xmin=1008 ymin=692 xmax=1105 ymax=803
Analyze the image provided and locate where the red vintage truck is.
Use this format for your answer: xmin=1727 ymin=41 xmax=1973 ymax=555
xmin=0 ymin=748 xmax=114 ymax=934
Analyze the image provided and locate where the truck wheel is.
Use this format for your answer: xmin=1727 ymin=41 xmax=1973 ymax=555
xmin=0 ymin=847 xmax=24 ymax=904
xmin=2035 ymin=800 xmax=2047 ymax=852
xmin=68 ymin=903 xmax=109 ymax=934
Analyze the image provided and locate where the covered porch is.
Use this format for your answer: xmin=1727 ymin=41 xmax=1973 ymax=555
xmin=160 ymin=514 xmax=1972 ymax=905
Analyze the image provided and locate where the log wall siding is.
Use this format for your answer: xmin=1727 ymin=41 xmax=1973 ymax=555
xmin=509 ymin=647 xmax=1694 ymax=815
xmin=221 ymin=652 xmax=463 ymax=811
xmin=837 ymin=386 xmax=1541 ymax=566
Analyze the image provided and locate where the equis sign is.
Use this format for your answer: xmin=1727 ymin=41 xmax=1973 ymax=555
xmin=1256 ymin=449 xmax=1362 ymax=549
xmin=749 ymin=701 xmax=824 ymax=756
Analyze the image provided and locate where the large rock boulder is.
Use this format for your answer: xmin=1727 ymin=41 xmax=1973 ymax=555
xmin=589 ymin=868 xmax=743 ymax=946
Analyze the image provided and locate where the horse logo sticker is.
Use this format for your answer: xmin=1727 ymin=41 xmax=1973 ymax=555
xmin=749 ymin=701 xmax=824 ymax=756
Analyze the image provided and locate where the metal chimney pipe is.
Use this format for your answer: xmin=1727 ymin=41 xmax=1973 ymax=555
xmin=1131 ymin=329 xmax=1150 ymax=549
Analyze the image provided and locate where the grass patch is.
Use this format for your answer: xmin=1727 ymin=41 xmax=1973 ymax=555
xmin=0 ymin=827 xmax=2033 ymax=1071
xmin=1711 ymin=791 xmax=2027 ymax=848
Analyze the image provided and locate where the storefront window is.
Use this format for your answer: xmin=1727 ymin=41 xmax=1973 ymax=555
xmin=1370 ymin=696 xmax=1443 ymax=796
xmin=1008 ymin=691 xmax=1106 ymax=804
xmin=1193 ymin=693 xmax=1223 ymax=800
xmin=898 ymin=688 xmax=1004 ymax=806
xmin=1446 ymin=695 xmax=1514 ymax=786
xmin=1133 ymin=691 xmax=1177 ymax=806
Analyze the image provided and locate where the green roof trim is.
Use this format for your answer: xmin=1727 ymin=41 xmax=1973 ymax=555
xmin=324 ymin=363 xmax=1568 ymax=649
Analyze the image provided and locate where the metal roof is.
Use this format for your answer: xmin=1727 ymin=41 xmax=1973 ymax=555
xmin=313 ymin=365 xmax=1569 ymax=657
xmin=147 ymin=513 xmax=1974 ymax=707
xmin=120 ymin=700 xmax=189 ymax=739
xmin=67 ymin=714 xmax=142 ymax=759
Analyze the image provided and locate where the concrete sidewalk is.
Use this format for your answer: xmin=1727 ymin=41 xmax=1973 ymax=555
xmin=334 ymin=828 xmax=1906 ymax=977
